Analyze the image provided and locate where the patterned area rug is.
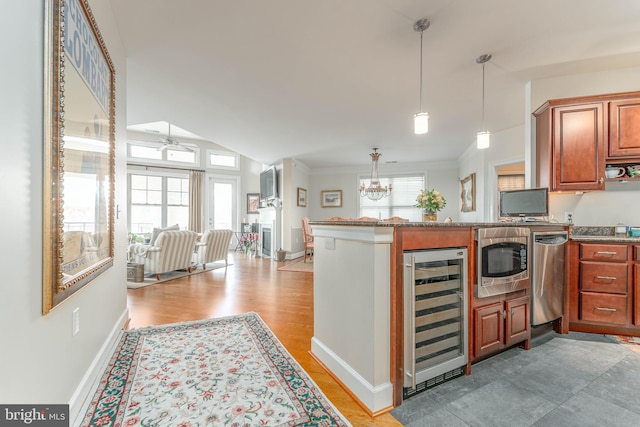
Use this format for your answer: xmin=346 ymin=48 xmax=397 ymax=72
xmin=81 ymin=312 xmax=351 ymax=426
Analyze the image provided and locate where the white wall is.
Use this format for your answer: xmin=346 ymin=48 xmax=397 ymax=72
xmin=281 ymin=158 xmax=311 ymax=255
xmin=529 ymin=66 xmax=640 ymax=226
xmin=458 ymin=126 xmax=526 ymax=222
xmin=0 ymin=0 xmax=128 ymax=422
xmin=308 ymin=161 xmax=461 ymax=222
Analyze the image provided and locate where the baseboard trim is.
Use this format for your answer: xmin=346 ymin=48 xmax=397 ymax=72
xmin=69 ymin=308 xmax=129 ymax=426
xmin=288 ymin=250 xmax=304 ymax=260
xmin=311 ymin=336 xmax=393 ymax=414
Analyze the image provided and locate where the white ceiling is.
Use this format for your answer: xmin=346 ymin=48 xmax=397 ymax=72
xmin=111 ymin=0 xmax=640 ymax=169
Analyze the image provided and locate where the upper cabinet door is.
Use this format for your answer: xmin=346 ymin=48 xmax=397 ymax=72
xmin=552 ymin=103 xmax=606 ymax=191
xmin=609 ymin=98 xmax=640 ymax=158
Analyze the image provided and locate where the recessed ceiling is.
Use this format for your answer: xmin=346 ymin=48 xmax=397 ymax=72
xmin=111 ymin=0 xmax=640 ymax=168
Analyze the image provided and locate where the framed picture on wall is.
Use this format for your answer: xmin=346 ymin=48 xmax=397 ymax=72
xmin=297 ymin=187 xmax=307 ymax=207
xmin=247 ymin=193 xmax=260 ymax=214
xmin=321 ymin=190 xmax=342 ymax=208
xmin=461 ymin=173 xmax=476 ymax=212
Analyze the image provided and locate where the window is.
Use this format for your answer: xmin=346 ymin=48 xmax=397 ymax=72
xmin=498 ymin=174 xmax=525 ymax=192
xmin=128 ymin=141 xmax=199 ymax=166
xmin=129 ymin=172 xmax=189 ymax=233
xmin=207 ymin=150 xmax=239 ymax=170
xmin=130 ymin=144 xmax=161 ymax=160
xmin=359 ymin=175 xmax=424 ymax=222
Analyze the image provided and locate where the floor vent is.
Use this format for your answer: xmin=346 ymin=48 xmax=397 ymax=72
xmin=402 ymin=367 xmax=465 ymax=400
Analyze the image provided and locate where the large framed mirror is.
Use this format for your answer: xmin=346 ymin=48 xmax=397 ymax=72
xmin=43 ymin=0 xmax=116 ymax=314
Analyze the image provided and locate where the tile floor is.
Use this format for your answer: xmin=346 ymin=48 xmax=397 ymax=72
xmin=391 ymin=332 xmax=640 ymax=426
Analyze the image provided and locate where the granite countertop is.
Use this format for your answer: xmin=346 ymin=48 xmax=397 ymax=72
xmin=309 ymin=220 xmax=640 ymax=242
xmin=570 ymin=235 xmax=640 ymax=243
xmin=309 ymin=220 xmax=570 ymax=228
xmin=569 ymin=225 xmax=640 ymax=243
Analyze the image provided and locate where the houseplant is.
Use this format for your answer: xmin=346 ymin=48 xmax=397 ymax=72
xmin=415 ymin=189 xmax=446 ymax=221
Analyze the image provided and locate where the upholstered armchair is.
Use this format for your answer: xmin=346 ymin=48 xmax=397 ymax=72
xmin=195 ymin=229 xmax=233 ymax=269
xmin=129 ymin=230 xmax=197 ymax=280
xmin=301 ymin=217 xmax=314 ymax=262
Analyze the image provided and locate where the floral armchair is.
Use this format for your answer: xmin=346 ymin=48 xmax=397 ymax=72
xmin=129 ymin=230 xmax=197 ymax=280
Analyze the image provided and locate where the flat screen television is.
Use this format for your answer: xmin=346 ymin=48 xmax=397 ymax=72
xmin=499 ymin=187 xmax=549 ymax=218
xmin=260 ymin=166 xmax=278 ymax=203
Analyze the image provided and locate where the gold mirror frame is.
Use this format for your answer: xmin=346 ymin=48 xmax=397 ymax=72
xmin=43 ymin=0 xmax=116 ymax=314
xmin=460 ymin=173 xmax=476 ymax=212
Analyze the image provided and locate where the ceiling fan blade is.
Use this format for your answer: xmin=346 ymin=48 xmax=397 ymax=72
xmin=173 ymin=143 xmax=195 ymax=153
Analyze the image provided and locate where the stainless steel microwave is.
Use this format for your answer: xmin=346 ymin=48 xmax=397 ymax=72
xmin=476 ymin=227 xmax=530 ymax=298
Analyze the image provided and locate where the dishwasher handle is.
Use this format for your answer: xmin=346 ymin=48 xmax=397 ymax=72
xmin=533 ymin=232 xmax=568 ymax=246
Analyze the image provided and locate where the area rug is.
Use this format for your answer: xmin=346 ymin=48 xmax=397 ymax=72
xmin=127 ymin=262 xmax=230 ymax=289
xmin=81 ymin=312 xmax=351 ymax=426
xmin=277 ymin=258 xmax=313 ymax=273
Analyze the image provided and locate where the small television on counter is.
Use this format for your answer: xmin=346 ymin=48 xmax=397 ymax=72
xmin=260 ymin=166 xmax=278 ymax=203
xmin=499 ymin=187 xmax=549 ymax=219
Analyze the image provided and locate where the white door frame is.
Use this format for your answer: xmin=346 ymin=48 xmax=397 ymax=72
xmin=205 ymin=174 xmax=241 ymax=231
xmin=488 ymin=158 xmax=525 ymax=221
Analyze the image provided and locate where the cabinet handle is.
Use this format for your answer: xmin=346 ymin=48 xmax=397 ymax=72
xmin=595 ymin=307 xmax=617 ymax=312
xmin=502 ymin=310 xmax=506 ymax=319
xmin=594 ymin=251 xmax=617 ymax=256
xmin=594 ymin=275 xmax=616 ymax=281
xmin=510 ymin=308 xmax=515 ymax=316
xmin=599 ymin=177 xmax=604 ymax=184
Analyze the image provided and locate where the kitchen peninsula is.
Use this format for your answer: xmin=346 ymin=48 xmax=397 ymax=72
xmin=309 ymin=220 xmax=570 ymax=415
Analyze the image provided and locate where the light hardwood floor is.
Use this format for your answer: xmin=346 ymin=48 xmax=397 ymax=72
xmin=127 ymin=251 xmax=403 ymax=427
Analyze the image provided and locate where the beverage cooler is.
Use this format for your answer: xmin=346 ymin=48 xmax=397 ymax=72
xmin=403 ymin=248 xmax=468 ymax=398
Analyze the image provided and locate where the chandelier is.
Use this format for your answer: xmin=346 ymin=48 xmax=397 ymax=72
xmin=359 ymin=148 xmax=392 ymax=201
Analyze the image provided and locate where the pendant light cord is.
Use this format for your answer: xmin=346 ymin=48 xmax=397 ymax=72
xmin=481 ymin=62 xmax=486 ymax=130
xmin=419 ymin=30 xmax=424 ymax=112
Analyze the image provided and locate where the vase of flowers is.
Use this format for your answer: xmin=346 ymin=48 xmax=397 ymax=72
xmin=415 ymin=189 xmax=446 ymax=221
xmin=240 ymin=233 xmax=258 ymax=256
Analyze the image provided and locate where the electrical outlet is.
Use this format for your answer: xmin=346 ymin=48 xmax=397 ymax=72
xmin=72 ymin=308 xmax=80 ymax=336
xmin=564 ymin=212 xmax=573 ymax=223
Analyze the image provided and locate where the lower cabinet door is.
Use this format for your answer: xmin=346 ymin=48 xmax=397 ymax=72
xmin=505 ymin=296 xmax=530 ymax=347
xmin=635 ymin=264 xmax=640 ymax=326
xmin=474 ymin=302 xmax=504 ymax=358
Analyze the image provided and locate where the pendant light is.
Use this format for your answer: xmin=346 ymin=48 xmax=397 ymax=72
xmin=413 ymin=18 xmax=430 ymax=135
xmin=359 ymin=148 xmax=392 ymax=201
xmin=476 ymin=54 xmax=491 ymax=149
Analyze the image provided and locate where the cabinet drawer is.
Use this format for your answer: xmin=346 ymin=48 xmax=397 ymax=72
xmin=580 ymin=243 xmax=628 ymax=262
xmin=580 ymin=292 xmax=627 ymax=325
xmin=579 ymin=262 xmax=628 ymax=294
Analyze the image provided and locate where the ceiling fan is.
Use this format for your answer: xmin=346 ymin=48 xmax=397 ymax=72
xmin=156 ymin=123 xmax=194 ymax=152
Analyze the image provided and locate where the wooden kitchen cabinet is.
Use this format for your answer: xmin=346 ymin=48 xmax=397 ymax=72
xmin=535 ymin=101 xmax=606 ymax=191
xmin=569 ymin=241 xmax=636 ymax=333
xmin=474 ymin=302 xmax=503 ymax=357
xmin=609 ymin=98 xmax=640 ymax=158
xmin=474 ymin=295 xmax=530 ymax=359
xmin=534 ymin=91 xmax=640 ymax=192
xmin=505 ymin=296 xmax=530 ymax=346
xmin=634 ymin=246 xmax=640 ymax=326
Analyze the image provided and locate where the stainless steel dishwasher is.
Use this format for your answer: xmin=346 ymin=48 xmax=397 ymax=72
xmin=531 ymin=231 xmax=568 ymax=325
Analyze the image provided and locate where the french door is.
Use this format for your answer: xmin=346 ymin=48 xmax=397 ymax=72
xmin=207 ymin=176 xmax=239 ymax=231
